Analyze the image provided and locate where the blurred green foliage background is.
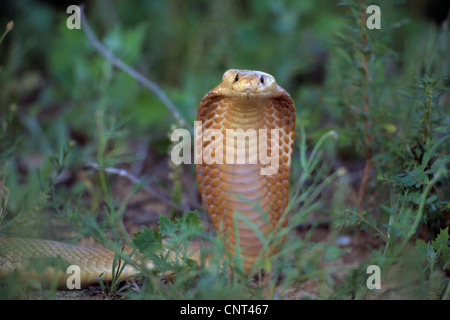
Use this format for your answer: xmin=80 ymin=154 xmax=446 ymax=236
xmin=1 ymin=0 xmax=447 ymax=143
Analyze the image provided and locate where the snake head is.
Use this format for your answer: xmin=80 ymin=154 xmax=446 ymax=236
xmin=221 ymin=69 xmax=278 ymax=98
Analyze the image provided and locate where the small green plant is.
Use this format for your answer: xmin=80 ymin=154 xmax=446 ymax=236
xmin=331 ymin=0 xmax=395 ymax=209
xmin=378 ymin=76 xmax=449 ymax=253
xmin=322 ymin=0 xmax=449 ymax=299
xmin=0 ymin=21 xmax=13 ymax=46
xmin=96 ymin=249 xmax=136 ymax=299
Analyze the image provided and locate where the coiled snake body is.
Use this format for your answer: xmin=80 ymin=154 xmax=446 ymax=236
xmin=0 ymin=69 xmax=295 ymax=287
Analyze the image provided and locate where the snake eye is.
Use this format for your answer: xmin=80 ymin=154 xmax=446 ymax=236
xmin=260 ymin=75 xmax=264 ymax=84
xmin=234 ymin=74 xmax=239 ymax=82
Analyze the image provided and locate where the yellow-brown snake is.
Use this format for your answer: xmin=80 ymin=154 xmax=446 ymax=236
xmin=0 ymin=69 xmax=295 ymax=288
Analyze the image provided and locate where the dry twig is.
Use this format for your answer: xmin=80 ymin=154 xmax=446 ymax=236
xmin=357 ymin=2 xmax=374 ymax=210
xmin=80 ymin=5 xmax=190 ymax=131
xmin=86 ymin=162 xmax=189 ymax=212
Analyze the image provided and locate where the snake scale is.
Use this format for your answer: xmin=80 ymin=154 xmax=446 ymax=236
xmin=0 ymin=69 xmax=295 ymax=288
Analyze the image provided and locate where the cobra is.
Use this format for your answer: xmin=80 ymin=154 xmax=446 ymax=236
xmin=0 ymin=69 xmax=295 ymax=287
xmin=196 ymin=69 xmax=295 ymax=272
